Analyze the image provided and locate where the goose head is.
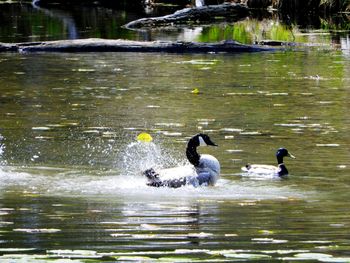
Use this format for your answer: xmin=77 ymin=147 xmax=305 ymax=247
xmin=191 ymin=133 xmax=218 ymax=147
xmin=186 ymin=134 xmax=218 ymax=166
xmin=276 ymin=148 xmax=295 ymax=164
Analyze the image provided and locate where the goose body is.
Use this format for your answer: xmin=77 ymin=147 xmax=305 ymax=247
xmin=144 ymin=134 xmax=220 ymax=188
xmin=241 ymin=148 xmax=295 ymax=177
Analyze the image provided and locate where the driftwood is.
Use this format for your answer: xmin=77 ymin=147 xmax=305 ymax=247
xmin=124 ymin=3 xmax=249 ymax=29
xmin=0 ymin=38 xmax=274 ymax=53
xmin=0 ymin=43 xmax=17 ymax=52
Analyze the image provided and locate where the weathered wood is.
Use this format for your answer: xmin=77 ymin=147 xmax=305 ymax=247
xmin=257 ymin=39 xmax=327 ymax=47
xmin=0 ymin=38 xmax=274 ymax=53
xmin=0 ymin=43 xmax=17 ymax=52
xmin=257 ymin=40 xmax=296 ymax=46
xmin=124 ymin=3 xmax=249 ymax=29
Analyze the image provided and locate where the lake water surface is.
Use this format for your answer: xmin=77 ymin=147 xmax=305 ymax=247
xmin=1 ymin=2 xmax=350 ymax=263
xmin=1 ymin=49 xmax=350 ymax=262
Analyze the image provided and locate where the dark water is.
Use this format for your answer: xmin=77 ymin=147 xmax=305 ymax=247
xmin=1 ymin=2 xmax=350 ymax=263
xmin=1 ymin=1 xmax=350 ymax=49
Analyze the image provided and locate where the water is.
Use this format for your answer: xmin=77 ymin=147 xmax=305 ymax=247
xmin=1 ymin=2 xmax=350 ymax=49
xmin=1 ymin=3 xmax=350 ymax=262
xmin=0 ymin=49 xmax=349 ymax=262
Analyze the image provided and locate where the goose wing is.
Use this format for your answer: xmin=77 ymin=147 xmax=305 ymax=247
xmin=158 ymin=165 xmax=196 ymax=179
xmin=241 ymin=164 xmax=279 ymax=175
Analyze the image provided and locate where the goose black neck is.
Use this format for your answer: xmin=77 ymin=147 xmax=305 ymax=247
xmin=277 ymin=155 xmax=284 ymax=165
xmin=186 ymin=138 xmax=200 ymax=167
xmin=278 ymin=163 xmax=289 ymax=176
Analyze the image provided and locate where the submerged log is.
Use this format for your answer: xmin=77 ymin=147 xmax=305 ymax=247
xmin=1 ymin=38 xmax=274 ymax=53
xmin=124 ymin=3 xmax=249 ymax=29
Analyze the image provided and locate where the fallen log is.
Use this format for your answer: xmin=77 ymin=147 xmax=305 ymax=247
xmin=0 ymin=38 xmax=274 ymax=53
xmin=0 ymin=43 xmax=17 ymax=52
xmin=124 ymin=3 xmax=249 ymax=29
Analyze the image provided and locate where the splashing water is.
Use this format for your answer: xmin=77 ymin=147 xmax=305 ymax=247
xmin=0 ymin=134 xmax=6 ymax=166
xmin=0 ymin=133 xmax=306 ymax=201
xmin=120 ymin=141 xmax=162 ymax=176
xmin=118 ymin=140 xmax=186 ymax=177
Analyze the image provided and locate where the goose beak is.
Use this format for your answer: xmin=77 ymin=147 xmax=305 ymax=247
xmin=209 ymin=140 xmax=218 ymax=147
xmin=288 ymin=153 xmax=296 ymax=159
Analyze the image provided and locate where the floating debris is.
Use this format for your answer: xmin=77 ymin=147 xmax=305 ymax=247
xmin=137 ymin=132 xmax=153 ymax=143
xmin=252 ymin=238 xmax=288 ymax=244
xmin=226 ymin=149 xmax=243 ymax=153
xmin=240 ymin=131 xmax=262 ymax=136
xmin=35 ymin=136 xmax=54 ymax=140
xmin=110 ymin=233 xmax=132 ymax=237
xmin=0 ymin=208 xmax=14 ymax=211
xmin=220 ymin=128 xmax=243 ymax=133
xmin=191 ymin=88 xmax=200 ymax=94
xmin=225 ymin=233 xmax=238 ymax=237
xmin=264 ymin=92 xmax=289 ymax=96
xmin=47 ymin=249 xmax=101 ymax=259
xmin=72 ymin=68 xmax=96 ymax=72
xmin=316 ymin=144 xmax=340 ymax=147
xmin=146 ymin=105 xmax=160 ymax=108
xmin=82 ymin=130 xmax=100 ymax=134
xmin=13 ymin=228 xmax=61 ymax=233
xmin=337 ymin=165 xmax=347 ymax=169
xmin=32 ymin=127 xmax=51 ymax=131
xmin=174 ymin=59 xmax=219 ymax=65
xmin=187 ymin=232 xmax=213 ymax=238
xmin=222 ymin=252 xmax=272 ymax=259
xmin=155 ymin=122 xmax=184 ymax=128
xmin=102 ymin=131 xmax=117 ymax=138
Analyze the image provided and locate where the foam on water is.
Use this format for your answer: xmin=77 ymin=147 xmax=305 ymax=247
xmin=0 ymin=139 xmax=306 ymax=201
xmin=0 ymin=134 xmax=6 ymax=166
xmin=0 ymin=169 xmax=306 ymax=202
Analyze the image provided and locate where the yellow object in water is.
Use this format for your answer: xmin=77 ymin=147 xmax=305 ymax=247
xmin=137 ymin=132 xmax=153 ymax=142
xmin=191 ymin=88 xmax=200 ymax=94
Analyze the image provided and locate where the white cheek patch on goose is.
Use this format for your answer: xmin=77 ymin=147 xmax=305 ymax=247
xmin=199 ymin=136 xmax=207 ymax=146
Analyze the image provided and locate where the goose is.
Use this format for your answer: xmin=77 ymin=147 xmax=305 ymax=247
xmin=143 ymin=133 xmax=220 ymax=188
xmin=241 ymin=148 xmax=295 ymax=177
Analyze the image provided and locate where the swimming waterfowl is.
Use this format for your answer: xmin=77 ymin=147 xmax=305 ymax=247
xmin=241 ymin=148 xmax=295 ymax=177
xmin=143 ymin=133 xmax=220 ymax=188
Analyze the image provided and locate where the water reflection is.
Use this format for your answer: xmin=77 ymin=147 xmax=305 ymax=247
xmin=0 ymin=3 xmax=137 ymax=42
xmin=1 ymin=2 xmax=350 ymax=50
xmin=32 ymin=0 xmax=78 ymax=39
xmin=341 ymin=35 xmax=350 ymax=56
